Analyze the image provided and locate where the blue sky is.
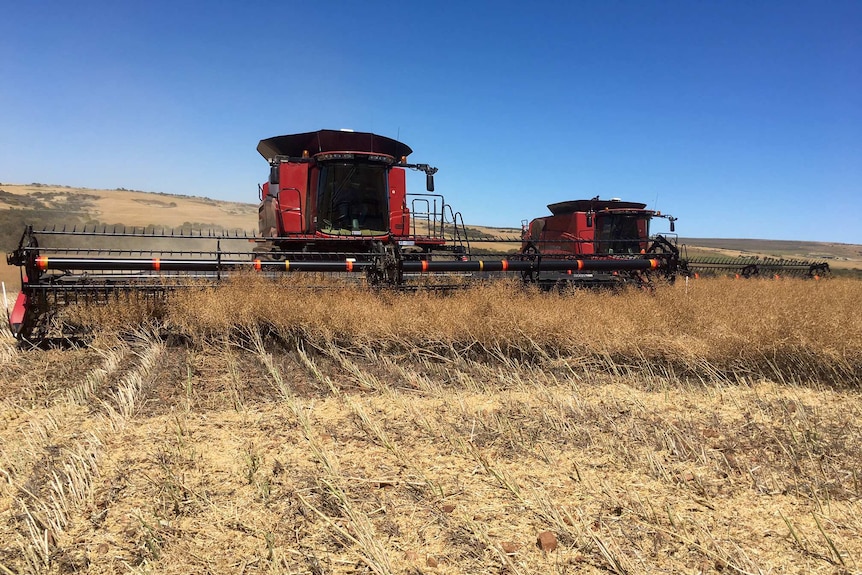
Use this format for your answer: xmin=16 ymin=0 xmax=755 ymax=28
xmin=1 ymin=1 xmax=859 ymax=243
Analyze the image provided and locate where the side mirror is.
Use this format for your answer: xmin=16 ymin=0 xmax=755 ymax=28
xmin=426 ymin=174 xmax=435 ymax=192
xmin=670 ymin=220 xmax=675 ymax=233
xmin=586 ymin=213 xmax=593 ymax=227
xmin=269 ymin=165 xmax=279 ymax=185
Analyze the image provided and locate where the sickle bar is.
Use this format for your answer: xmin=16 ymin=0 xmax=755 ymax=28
xmin=31 ymin=256 xmax=661 ymax=274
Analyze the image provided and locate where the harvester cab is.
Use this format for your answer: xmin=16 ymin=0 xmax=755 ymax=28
xmin=254 ymin=129 xmax=452 ymax=255
xmin=522 ymin=197 xmax=677 ymax=253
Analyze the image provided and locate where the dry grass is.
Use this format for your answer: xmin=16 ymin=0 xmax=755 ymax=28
xmin=75 ymin=275 xmax=862 ymax=388
xmin=1 ymin=277 xmax=860 ymax=574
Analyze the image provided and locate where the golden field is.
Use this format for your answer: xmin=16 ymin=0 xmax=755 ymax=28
xmin=1 ymin=278 xmax=861 ymax=574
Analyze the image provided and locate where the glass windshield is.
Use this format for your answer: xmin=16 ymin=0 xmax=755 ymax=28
xmin=595 ymin=214 xmax=649 ymax=254
xmin=317 ymin=162 xmax=388 ymax=235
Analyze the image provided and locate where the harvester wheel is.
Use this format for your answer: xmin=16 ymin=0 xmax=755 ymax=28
xmin=367 ymin=241 xmax=402 ymax=287
xmin=646 ymin=235 xmax=679 ymax=284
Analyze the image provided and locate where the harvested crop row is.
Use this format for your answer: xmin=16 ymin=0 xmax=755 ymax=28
xmin=0 ymin=335 xmax=163 ymax=573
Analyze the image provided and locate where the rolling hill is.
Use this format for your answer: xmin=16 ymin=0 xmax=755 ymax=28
xmin=0 ymin=183 xmax=259 ymax=287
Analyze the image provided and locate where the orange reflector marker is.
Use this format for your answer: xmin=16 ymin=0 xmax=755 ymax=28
xmin=284 ymin=260 xmax=290 ymax=271
xmin=36 ymin=256 xmax=49 ymax=271
xmin=153 ymin=258 xmax=161 ymax=271
xmin=421 ymin=260 xmax=428 ymax=272
xmin=577 ymin=260 xmax=584 ymax=271
xmin=501 ymin=260 xmax=508 ymax=271
xmin=346 ymin=260 xmax=354 ymax=272
xmin=478 ymin=261 xmax=484 ymax=271
xmin=649 ymin=259 xmax=659 ymax=269
xmin=253 ymin=259 xmax=262 ymax=271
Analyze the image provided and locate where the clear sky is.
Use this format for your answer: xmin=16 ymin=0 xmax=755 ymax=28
xmin=1 ymin=1 xmax=859 ymax=243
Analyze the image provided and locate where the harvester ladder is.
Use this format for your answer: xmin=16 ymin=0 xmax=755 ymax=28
xmin=444 ymin=206 xmax=471 ymax=257
xmin=407 ymin=193 xmax=466 ymax=244
xmin=408 ymin=193 xmax=472 ymax=256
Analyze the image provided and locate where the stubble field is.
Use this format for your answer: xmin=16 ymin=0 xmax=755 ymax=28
xmin=1 ymin=278 xmax=860 ymax=574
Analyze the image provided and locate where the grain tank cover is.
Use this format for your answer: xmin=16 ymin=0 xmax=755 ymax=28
xmin=547 ymin=199 xmax=648 ymax=215
xmin=258 ymin=130 xmax=413 ymax=161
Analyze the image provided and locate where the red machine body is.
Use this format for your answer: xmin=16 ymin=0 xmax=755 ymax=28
xmin=522 ymin=198 xmax=661 ymax=257
xmin=255 ymin=129 xmax=454 ymax=254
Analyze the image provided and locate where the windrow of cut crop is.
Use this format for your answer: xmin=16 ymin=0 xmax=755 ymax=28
xmin=72 ymin=275 xmax=862 ymax=387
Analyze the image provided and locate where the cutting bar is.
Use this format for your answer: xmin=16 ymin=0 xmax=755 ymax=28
xmin=32 ymin=256 xmax=664 ymax=274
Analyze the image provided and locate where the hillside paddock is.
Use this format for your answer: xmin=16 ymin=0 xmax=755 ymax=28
xmin=0 ymin=278 xmax=860 ymax=574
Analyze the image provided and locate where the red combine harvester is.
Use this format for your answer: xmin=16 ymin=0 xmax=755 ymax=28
xmin=517 ymin=197 xmax=830 ymax=283
xmin=15 ymin=128 xmax=809 ymax=343
xmin=518 ymin=197 xmax=681 ymax=288
xmin=253 ymin=129 xmax=467 ymax=259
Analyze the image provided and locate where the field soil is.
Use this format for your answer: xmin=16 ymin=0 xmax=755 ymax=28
xmin=0 ymin=278 xmax=860 ymax=574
